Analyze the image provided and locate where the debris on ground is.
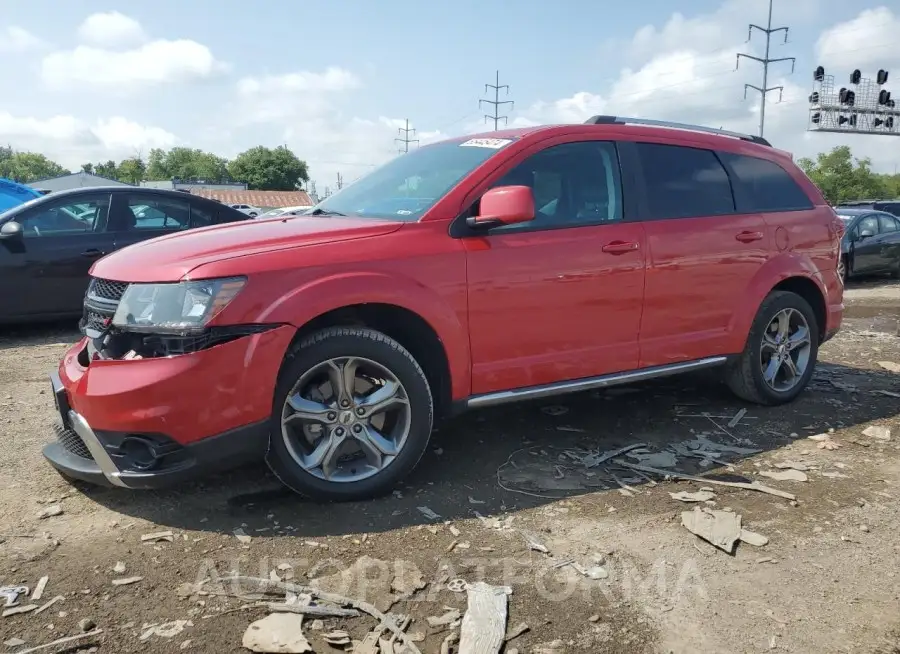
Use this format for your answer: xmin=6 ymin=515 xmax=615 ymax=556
xmin=520 ymin=530 xmax=549 ymax=554
xmin=669 ymin=490 xmax=716 ymax=503
xmin=459 ymin=582 xmax=511 ymax=654
xmin=2 ymin=603 xmax=38 ymax=617
xmin=322 ymin=630 xmax=352 ymax=646
xmin=3 ymin=638 xmax=25 ymax=648
xmin=36 ymin=504 xmax=62 ymax=520
xmin=876 ymin=361 xmax=900 ymax=373
xmin=739 ymin=529 xmax=770 ymax=547
xmin=78 ymin=618 xmax=96 ymax=632
xmin=30 ymin=576 xmax=48 ymax=601
xmin=234 ymin=528 xmax=252 ymax=544
xmin=808 ymin=433 xmax=843 ymax=450
xmin=759 ymin=469 xmax=809 ymax=482
xmin=619 ymin=461 xmax=796 ymax=500
xmin=505 ymin=621 xmax=530 ymax=641
xmin=427 ymin=608 xmax=463 ymax=628
xmin=1 ymin=584 xmax=28 ymax=607
xmin=140 ymin=620 xmax=192 ymax=640
xmin=141 ymin=531 xmax=175 ymax=543
xmin=390 ymin=560 xmax=427 ymax=599
xmin=113 ymin=561 xmax=127 ymax=574
xmin=862 ymin=425 xmax=892 ymax=441
xmin=417 ymin=506 xmax=441 ymax=520
xmin=540 ymin=405 xmax=568 ymax=416
xmin=727 ymin=408 xmax=748 ymax=428
xmin=13 ymin=630 xmax=102 ymax=654
xmin=310 ymin=556 xmax=396 ymax=612
xmin=242 ymin=613 xmax=312 ymax=653
xmin=773 ymin=461 xmax=811 ymax=471
xmin=681 ymin=507 xmax=742 ymax=553
xmin=112 ymin=576 xmax=144 ymax=586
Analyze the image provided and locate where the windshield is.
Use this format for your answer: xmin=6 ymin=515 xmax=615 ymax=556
xmin=837 ymin=215 xmax=853 ymax=221
xmin=312 ymin=137 xmax=515 ymax=221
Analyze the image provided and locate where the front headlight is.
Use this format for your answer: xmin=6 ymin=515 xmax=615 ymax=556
xmin=112 ymin=277 xmax=246 ymax=334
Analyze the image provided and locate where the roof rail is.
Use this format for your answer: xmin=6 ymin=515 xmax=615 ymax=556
xmin=584 ymin=115 xmax=772 ymax=147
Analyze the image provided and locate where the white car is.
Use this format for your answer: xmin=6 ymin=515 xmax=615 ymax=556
xmin=228 ymin=203 xmax=263 ymax=217
xmin=255 ymin=205 xmax=313 ymax=219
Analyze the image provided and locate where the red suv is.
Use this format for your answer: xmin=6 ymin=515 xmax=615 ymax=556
xmin=45 ymin=116 xmax=844 ymax=501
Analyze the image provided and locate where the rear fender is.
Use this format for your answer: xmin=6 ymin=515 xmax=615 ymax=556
xmin=255 ymin=271 xmax=471 ymax=400
xmin=727 ymin=252 xmax=827 ymax=349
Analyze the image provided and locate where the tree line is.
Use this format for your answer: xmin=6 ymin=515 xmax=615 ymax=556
xmin=797 ymin=146 xmax=900 ymax=205
xmin=0 ymin=145 xmax=310 ymax=192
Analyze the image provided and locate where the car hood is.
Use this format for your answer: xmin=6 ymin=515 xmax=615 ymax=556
xmin=91 ymin=216 xmax=404 ymax=283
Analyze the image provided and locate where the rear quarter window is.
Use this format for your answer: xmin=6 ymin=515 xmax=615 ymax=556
xmin=719 ymin=153 xmax=814 ymax=213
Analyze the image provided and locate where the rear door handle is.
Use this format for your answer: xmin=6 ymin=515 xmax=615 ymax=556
xmin=81 ymin=248 xmax=104 ymax=258
xmin=735 ymin=231 xmax=764 ymax=243
xmin=601 ymin=240 xmax=639 ymax=254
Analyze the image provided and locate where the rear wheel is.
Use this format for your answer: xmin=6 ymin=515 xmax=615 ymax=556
xmin=838 ymin=256 xmax=848 ymax=283
xmin=266 ymin=327 xmax=433 ymax=501
xmin=725 ymin=291 xmax=819 ymax=406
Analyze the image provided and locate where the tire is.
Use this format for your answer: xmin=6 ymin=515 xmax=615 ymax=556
xmin=725 ymin=290 xmax=820 ymax=406
xmin=838 ymin=255 xmax=848 ymax=284
xmin=266 ymin=327 xmax=433 ymax=501
xmin=249 ymin=212 xmax=258 ymax=218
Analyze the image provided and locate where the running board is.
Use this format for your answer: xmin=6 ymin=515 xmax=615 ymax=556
xmin=465 ymin=356 xmax=729 ymax=409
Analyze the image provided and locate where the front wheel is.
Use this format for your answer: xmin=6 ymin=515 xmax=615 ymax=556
xmin=838 ymin=256 xmax=848 ymax=284
xmin=266 ymin=327 xmax=434 ymax=501
xmin=725 ymin=290 xmax=819 ymax=406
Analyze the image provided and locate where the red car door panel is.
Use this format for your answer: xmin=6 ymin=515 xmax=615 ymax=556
xmin=463 ymin=139 xmax=646 ymax=395
xmin=466 ymin=223 xmax=645 ymax=393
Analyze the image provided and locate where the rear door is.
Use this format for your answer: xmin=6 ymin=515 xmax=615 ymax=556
xmin=1 ymin=193 xmax=115 ymax=318
xmin=111 ymin=192 xmax=192 ymax=251
xmin=628 ymin=142 xmax=770 ymax=366
xmin=867 ymin=213 xmax=900 ymax=272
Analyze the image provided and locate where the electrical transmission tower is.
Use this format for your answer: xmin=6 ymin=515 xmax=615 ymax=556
xmin=480 ymin=70 xmax=514 ymax=130
xmin=335 ymin=172 xmax=343 ymax=190
xmin=736 ymin=0 xmax=795 ymax=138
xmin=395 ymin=119 xmax=419 ymax=153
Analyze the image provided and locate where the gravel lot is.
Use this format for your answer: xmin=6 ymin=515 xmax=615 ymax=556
xmin=1 ymin=280 xmax=899 ymax=654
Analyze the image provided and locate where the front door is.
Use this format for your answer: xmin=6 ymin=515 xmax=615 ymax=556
xmin=464 ymin=140 xmax=646 ymax=395
xmin=2 ymin=192 xmax=115 ymax=319
xmin=851 ymin=213 xmax=884 ymax=274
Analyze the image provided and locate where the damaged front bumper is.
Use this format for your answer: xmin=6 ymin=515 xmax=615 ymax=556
xmin=44 ymin=323 xmax=296 ymax=489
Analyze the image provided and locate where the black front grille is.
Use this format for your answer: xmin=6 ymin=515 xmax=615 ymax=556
xmin=83 ymin=309 xmax=111 ymax=333
xmin=89 ymin=278 xmax=128 ymax=302
xmin=54 ymin=423 xmax=94 ymax=460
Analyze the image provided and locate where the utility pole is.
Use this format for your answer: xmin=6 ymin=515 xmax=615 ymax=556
xmin=480 ymin=70 xmax=514 ymax=130
xmin=395 ymin=119 xmax=419 ymax=153
xmin=335 ymin=172 xmax=343 ymax=190
xmin=736 ymin=0 xmax=795 ymax=138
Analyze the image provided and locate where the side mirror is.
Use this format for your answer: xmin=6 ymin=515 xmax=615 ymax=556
xmin=0 ymin=221 xmax=23 ymax=240
xmin=858 ymin=229 xmax=874 ymax=239
xmin=467 ymin=185 xmax=535 ymax=229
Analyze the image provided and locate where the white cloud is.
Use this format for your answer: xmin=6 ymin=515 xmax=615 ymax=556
xmin=76 ymin=11 xmax=147 ymax=48
xmin=0 ymin=112 xmax=177 ymax=169
xmin=237 ymin=67 xmax=361 ymax=97
xmin=816 ymin=7 xmax=900 ymax=71
xmin=0 ymin=26 xmax=44 ymax=53
xmin=516 ymin=3 xmax=899 ymax=173
xmin=41 ymin=14 xmax=226 ymax=91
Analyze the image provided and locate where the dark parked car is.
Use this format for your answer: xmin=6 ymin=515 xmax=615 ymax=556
xmin=835 ymin=199 xmax=900 ymax=217
xmin=0 ymin=187 xmax=252 ymax=323
xmin=834 ymin=208 xmax=900 ymax=282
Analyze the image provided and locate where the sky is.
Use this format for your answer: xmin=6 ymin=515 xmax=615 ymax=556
xmin=1 ymin=0 xmax=899 ymax=192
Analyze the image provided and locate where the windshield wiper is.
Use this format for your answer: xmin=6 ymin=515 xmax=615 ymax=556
xmin=308 ymin=208 xmax=346 ymax=216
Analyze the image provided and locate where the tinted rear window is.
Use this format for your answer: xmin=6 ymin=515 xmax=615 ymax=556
xmin=719 ymin=153 xmax=814 ymax=213
xmin=635 ymin=143 xmax=735 ymax=219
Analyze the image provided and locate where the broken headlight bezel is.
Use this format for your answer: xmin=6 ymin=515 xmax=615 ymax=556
xmin=111 ymin=277 xmax=247 ymax=335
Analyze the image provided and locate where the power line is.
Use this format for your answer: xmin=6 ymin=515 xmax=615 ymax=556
xmin=395 ymin=119 xmax=419 ymax=153
xmin=736 ymin=0 xmax=796 ymax=138
xmin=480 ymin=70 xmax=514 ymax=130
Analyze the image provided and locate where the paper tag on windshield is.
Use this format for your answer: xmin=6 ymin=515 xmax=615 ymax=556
xmin=459 ymin=138 xmax=513 ymax=149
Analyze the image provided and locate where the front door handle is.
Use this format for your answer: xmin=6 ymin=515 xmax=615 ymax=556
xmin=81 ymin=248 xmax=104 ymax=258
xmin=601 ymin=240 xmax=639 ymax=254
xmin=735 ymin=231 xmax=764 ymax=243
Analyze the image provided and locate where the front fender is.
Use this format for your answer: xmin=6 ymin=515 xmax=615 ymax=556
xmin=257 ymin=271 xmax=471 ymax=400
xmin=726 ymin=252 xmax=828 ymax=349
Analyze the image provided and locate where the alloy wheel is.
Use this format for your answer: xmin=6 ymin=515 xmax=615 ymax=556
xmin=759 ymin=308 xmax=812 ymax=393
xmin=837 ymin=258 xmax=846 ymax=284
xmin=280 ymin=356 xmax=411 ymax=483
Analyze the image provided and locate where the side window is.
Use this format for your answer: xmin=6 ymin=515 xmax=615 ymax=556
xmin=635 ymin=143 xmax=734 ymax=219
xmin=190 ymin=203 xmax=215 ymax=228
xmin=878 ymin=214 xmax=899 ymax=233
xmin=17 ymin=195 xmax=110 ymax=237
xmin=123 ymin=196 xmax=191 ymax=231
xmin=489 ymin=141 xmax=623 ymax=231
xmin=858 ymin=215 xmax=879 ymax=236
xmin=719 ymin=153 xmax=814 ymax=213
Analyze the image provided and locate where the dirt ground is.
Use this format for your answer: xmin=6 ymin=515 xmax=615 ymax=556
xmin=1 ymin=280 xmax=899 ymax=654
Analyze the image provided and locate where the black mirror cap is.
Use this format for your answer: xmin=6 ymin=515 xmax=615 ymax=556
xmin=0 ymin=220 xmax=24 ymax=240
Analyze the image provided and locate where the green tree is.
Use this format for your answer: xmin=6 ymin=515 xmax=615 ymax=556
xmin=81 ymin=162 xmax=94 ymax=174
xmin=797 ymin=146 xmax=889 ymax=205
xmin=145 ymin=147 xmax=229 ymax=181
xmin=93 ymin=160 xmax=118 ymax=179
xmin=0 ymin=149 xmax=68 ymax=183
xmin=228 ymin=145 xmax=309 ymax=191
xmin=117 ymin=157 xmax=146 ymax=184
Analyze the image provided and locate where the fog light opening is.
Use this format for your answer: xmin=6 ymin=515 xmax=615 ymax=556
xmin=121 ymin=437 xmax=161 ymax=471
